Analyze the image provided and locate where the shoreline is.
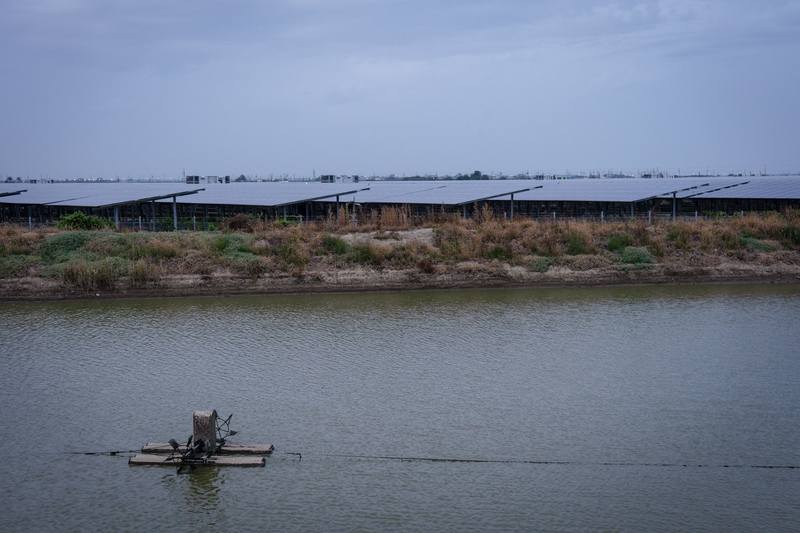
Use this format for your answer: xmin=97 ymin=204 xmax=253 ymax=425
xmin=4 ymin=214 xmax=800 ymax=302
xmin=3 ymin=262 xmax=799 ymax=302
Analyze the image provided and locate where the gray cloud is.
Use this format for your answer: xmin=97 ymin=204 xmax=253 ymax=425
xmin=1 ymin=1 xmax=798 ymax=176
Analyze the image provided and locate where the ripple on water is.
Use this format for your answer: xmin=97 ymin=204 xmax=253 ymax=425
xmin=1 ymin=284 xmax=799 ymax=532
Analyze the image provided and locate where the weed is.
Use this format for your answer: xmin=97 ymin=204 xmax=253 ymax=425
xmin=41 ymin=232 xmax=93 ymax=263
xmin=781 ymin=225 xmax=800 ymax=246
xmin=156 ymin=217 xmax=175 ymax=232
xmin=565 ymin=233 xmax=588 ymax=255
xmin=56 ymin=212 xmax=114 ymax=230
xmin=649 ymin=239 xmax=665 ymax=258
xmin=213 ymin=235 xmax=232 ymax=255
xmin=322 ymin=235 xmax=347 ymax=255
xmin=279 ymin=243 xmax=310 ymax=267
xmin=740 ymin=236 xmax=779 ymax=252
xmin=222 ymin=214 xmax=256 ymax=233
xmin=131 ymin=258 xmax=160 ymax=286
xmin=608 ymin=234 xmax=633 ymax=252
xmin=486 ymin=245 xmax=513 ymax=261
xmin=0 ymin=255 xmax=34 ymax=278
xmin=61 ymin=257 xmax=124 ymax=290
xmin=347 ymin=243 xmax=384 ymax=266
xmin=418 ymin=257 xmax=435 ymax=273
xmin=528 ymin=257 xmax=552 ymax=273
xmin=621 ymin=246 xmax=654 ymax=264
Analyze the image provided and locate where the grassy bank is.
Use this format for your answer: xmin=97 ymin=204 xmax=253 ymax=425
xmin=2 ymin=207 xmax=800 ymax=294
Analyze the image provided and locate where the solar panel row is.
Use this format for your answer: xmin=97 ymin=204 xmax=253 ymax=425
xmin=2 ymin=177 xmax=799 ymax=209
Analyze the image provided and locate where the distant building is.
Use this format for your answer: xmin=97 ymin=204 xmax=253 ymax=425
xmin=185 ymin=175 xmax=230 ymax=184
xmin=320 ymin=175 xmax=336 ymax=183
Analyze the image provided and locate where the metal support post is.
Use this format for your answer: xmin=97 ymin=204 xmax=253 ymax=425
xmin=672 ymin=192 xmax=676 ymax=221
xmin=114 ymin=206 xmax=119 ymax=229
xmin=510 ymin=194 xmax=514 ymax=220
xmin=173 ymin=196 xmax=177 ymax=230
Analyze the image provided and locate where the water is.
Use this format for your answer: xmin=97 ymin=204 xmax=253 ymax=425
xmin=1 ymin=284 xmax=799 ymax=532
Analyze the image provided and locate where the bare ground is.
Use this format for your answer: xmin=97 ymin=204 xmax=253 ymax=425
xmin=2 ymin=257 xmax=799 ymax=302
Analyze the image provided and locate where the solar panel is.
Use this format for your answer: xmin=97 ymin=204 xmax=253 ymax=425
xmin=686 ymin=177 xmax=800 ymax=199
xmin=0 ymin=185 xmax=27 ymax=198
xmin=0 ymin=183 xmax=204 ymax=206
xmin=338 ymin=181 xmax=537 ymax=205
xmin=509 ymin=178 xmax=746 ymax=203
xmin=2 ymin=178 xmax=798 ymax=210
xmin=155 ymin=182 xmax=369 ymax=207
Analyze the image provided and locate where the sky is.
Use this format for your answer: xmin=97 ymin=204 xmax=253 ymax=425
xmin=1 ymin=0 xmax=799 ymax=179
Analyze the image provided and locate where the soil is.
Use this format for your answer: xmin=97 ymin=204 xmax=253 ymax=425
xmin=2 ymin=256 xmax=799 ymax=302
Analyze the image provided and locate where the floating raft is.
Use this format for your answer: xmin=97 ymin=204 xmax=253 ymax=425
xmin=129 ymin=454 xmax=265 ymax=467
xmin=141 ymin=443 xmax=274 ymax=455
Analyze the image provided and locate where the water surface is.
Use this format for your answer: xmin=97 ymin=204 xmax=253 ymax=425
xmin=1 ymin=284 xmax=799 ymax=531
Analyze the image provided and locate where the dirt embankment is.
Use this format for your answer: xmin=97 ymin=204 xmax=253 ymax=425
xmin=2 ymin=258 xmax=799 ymax=302
xmin=3 ymin=215 xmax=800 ymax=301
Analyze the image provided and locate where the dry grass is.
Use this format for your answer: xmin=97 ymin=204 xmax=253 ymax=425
xmin=1 ymin=209 xmax=799 ymax=286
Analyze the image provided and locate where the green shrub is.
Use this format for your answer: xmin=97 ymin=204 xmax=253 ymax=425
xmin=347 ymin=244 xmax=383 ymax=266
xmin=0 ymin=243 xmax=31 ymax=257
xmin=418 ymin=257 xmax=435 ymax=273
xmin=130 ymin=241 xmax=180 ymax=260
xmin=740 ymin=236 xmax=779 ymax=252
xmin=41 ymin=232 xmax=93 ymax=263
xmin=156 ymin=217 xmax=175 ymax=232
xmin=271 ymin=219 xmax=299 ymax=228
xmin=528 ymin=257 xmax=551 ymax=273
xmin=322 ymin=235 xmax=347 ymax=255
xmin=56 ymin=211 xmax=114 ymax=230
xmin=608 ymin=234 xmax=633 ymax=252
xmin=485 ymin=245 xmax=512 ymax=261
xmin=61 ymin=258 xmax=124 ymax=290
xmin=222 ymin=214 xmax=255 ymax=233
xmin=131 ymin=259 xmax=159 ymax=286
xmin=780 ymin=225 xmax=800 ymax=246
xmin=0 ymin=255 xmax=33 ymax=278
xmin=565 ymin=234 xmax=588 ymax=255
xmin=213 ymin=235 xmax=231 ymax=255
xmin=279 ymin=243 xmax=309 ymax=267
xmin=621 ymin=246 xmax=654 ymax=264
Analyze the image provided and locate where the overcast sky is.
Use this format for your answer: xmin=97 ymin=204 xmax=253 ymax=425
xmin=1 ymin=1 xmax=799 ymax=178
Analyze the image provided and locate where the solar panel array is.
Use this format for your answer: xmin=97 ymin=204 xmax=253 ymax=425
xmin=510 ymin=178 xmax=750 ymax=202
xmin=685 ymin=177 xmax=800 ymax=200
xmin=0 ymin=183 xmax=204 ymax=207
xmin=1 ymin=177 xmax=799 ymax=209
xmin=0 ymin=186 xmax=27 ymax=198
xmin=155 ymin=182 xmax=369 ymax=207
xmin=341 ymin=181 xmax=537 ymax=206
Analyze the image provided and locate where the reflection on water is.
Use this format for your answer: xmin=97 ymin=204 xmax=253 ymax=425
xmin=1 ymin=283 xmax=799 ymax=532
xmin=164 ymin=468 xmax=224 ymax=526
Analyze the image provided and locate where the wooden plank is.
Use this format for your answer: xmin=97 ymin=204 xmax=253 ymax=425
xmin=128 ymin=455 xmax=182 ymax=466
xmin=141 ymin=443 xmax=274 ymax=454
xmin=129 ymin=454 xmax=266 ymax=467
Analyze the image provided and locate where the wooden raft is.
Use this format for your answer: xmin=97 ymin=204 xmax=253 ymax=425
xmin=129 ymin=455 xmax=265 ymax=467
xmin=141 ymin=443 xmax=274 ymax=455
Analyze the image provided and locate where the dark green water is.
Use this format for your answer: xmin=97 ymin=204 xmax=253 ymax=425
xmin=1 ymin=284 xmax=799 ymax=532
